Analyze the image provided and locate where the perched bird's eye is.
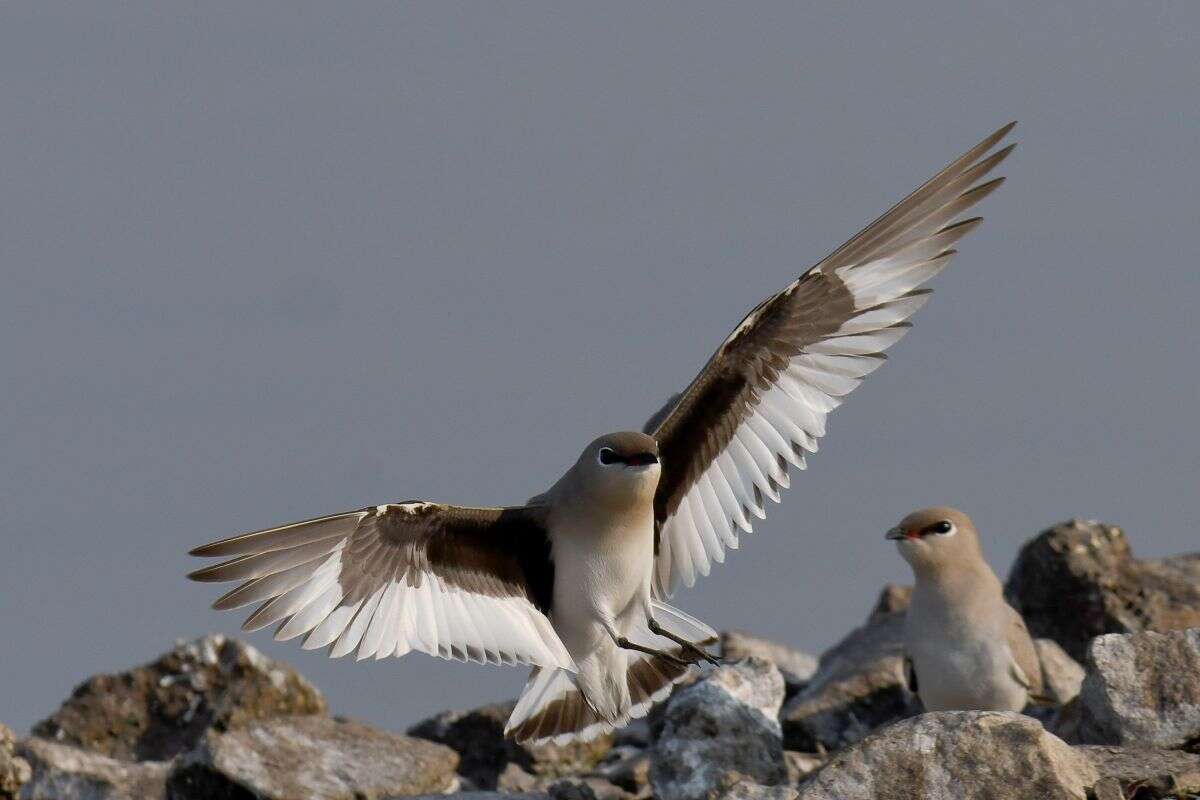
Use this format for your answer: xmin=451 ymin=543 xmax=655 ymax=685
xmin=927 ymin=520 xmax=956 ymax=536
xmin=597 ymin=447 xmax=619 ymax=466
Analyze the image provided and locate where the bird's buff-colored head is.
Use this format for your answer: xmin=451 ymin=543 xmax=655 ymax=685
xmin=571 ymin=430 xmax=661 ymax=507
xmin=886 ymin=505 xmax=982 ymax=575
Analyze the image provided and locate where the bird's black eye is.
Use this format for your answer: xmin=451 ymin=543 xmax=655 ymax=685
xmin=926 ymin=520 xmax=955 ymax=536
xmin=598 ymin=447 xmax=619 ymax=465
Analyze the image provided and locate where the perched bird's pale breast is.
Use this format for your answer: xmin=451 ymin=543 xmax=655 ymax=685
xmin=906 ymin=579 xmax=1028 ymax=712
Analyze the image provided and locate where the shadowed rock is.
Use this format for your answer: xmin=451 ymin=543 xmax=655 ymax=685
xmin=781 ymin=586 xmax=919 ymax=752
xmin=31 ymin=635 xmax=325 ymax=762
xmin=497 ymin=763 xmax=634 ymax=800
xmin=408 ymin=701 xmax=612 ymax=789
xmin=1078 ymin=746 xmax=1200 ymax=799
xmin=1033 ymin=638 xmax=1085 ymax=705
xmin=1005 ymin=520 xmax=1200 ymax=662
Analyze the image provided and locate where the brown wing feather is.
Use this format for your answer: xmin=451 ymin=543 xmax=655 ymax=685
xmin=646 ymin=123 xmax=1016 ymax=596
xmin=1005 ymin=605 xmax=1044 ymax=695
xmin=189 ymin=502 xmax=567 ymax=667
xmin=651 ymin=267 xmax=857 ymax=531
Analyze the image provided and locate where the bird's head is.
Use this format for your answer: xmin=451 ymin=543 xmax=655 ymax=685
xmin=886 ymin=506 xmax=982 ymax=574
xmin=573 ymin=431 xmax=662 ymax=505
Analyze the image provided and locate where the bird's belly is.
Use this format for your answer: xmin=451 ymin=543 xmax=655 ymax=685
xmin=910 ymin=637 xmax=1026 ymax=712
xmin=549 ymin=520 xmax=654 ymax=654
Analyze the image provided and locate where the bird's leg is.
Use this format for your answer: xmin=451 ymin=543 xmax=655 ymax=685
xmin=647 ymin=617 xmax=721 ymax=666
xmin=613 ymin=635 xmax=691 ymax=668
xmin=603 ymin=622 xmax=691 ymax=668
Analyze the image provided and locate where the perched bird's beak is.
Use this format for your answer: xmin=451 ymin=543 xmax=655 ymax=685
xmin=885 ymin=526 xmax=915 ymax=541
xmin=624 ymin=452 xmax=659 ymax=467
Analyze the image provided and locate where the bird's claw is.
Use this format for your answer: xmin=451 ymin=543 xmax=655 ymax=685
xmin=681 ymin=643 xmax=721 ymax=666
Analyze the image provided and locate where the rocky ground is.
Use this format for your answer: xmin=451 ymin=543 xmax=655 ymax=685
xmin=5 ymin=519 xmax=1200 ymax=800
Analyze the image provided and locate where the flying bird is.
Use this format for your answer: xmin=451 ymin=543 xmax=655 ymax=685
xmin=888 ymin=506 xmax=1044 ymax=711
xmin=189 ymin=123 xmax=1017 ymax=744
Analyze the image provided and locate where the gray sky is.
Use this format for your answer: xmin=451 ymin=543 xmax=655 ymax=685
xmin=3 ymin=3 xmax=1198 ymax=734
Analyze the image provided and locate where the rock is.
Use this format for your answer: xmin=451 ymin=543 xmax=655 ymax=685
xmin=1034 ymin=638 xmax=1085 ymax=705
xmin=730 ymin=786 xmax=800 ymax=800
xmin=31 ymin=634 xmax=325 ymax=762
xmin=407 ymin=794 xmax=547 ymax=800
xmin=1004 ymin=520 xmax=1200 ymax=662
xmin=1077 ymin=745 xmax=1200 ymax=798
xmin=408 ymin=700 xmax=611 ymax=789
xmin=1074 ymin=629 xmax=1200 ymax=749
xmin=715 ymin=782 xmax=799 ymax=800
xmin=650 ymin=658 xmax=787 ymax=800
xmin=498 ymin=763 xmax=635 ymax=800
xmin=17 ymin=738 xmax=169 ymax=800
xmin=721 ymin=631 xmax=819 ymax=694
xmin=795 ymin=711 xmax=1099 ymax=800
xmin=611 ymin=719 xmax=651 ymax=749
xmin=868 ymin=584 xmax=912 ymax=619
xmin=592 ymin=747 xmax=651 ymax=797
xmin=781 ymin=588 xmax=919 ymax=751
xmin=408 ymin=702 xmax=518 ymax=789
xmin=0 ymin=724 xmax=30 ymax=800
xmin=170 ymin=715 xmax=458 ymax=799
xmin=783 ymin=752 xmax=824 ymax=785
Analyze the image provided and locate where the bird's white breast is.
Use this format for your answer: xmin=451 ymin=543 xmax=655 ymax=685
xmin=906 ymin=588 xmax=1027 ymax=712
xmin=547 ymin=503 xmax=656 ymax=652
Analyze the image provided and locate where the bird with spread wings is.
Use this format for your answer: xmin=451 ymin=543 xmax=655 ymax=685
xmin=190 ymin=122 xmax=1016 ymax=744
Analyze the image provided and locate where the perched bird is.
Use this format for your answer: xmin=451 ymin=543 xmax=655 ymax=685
xmin=189 ymin=123 xmax=1017 ymax=744
xmin=888 ymin=506 xmax=1044 ymax=711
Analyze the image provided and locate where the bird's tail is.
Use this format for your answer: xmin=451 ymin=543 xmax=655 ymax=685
xmin=504 ymin=666 xmax=611 ymax=745
xmin=504 ymin=601 xmax=716 ymax=745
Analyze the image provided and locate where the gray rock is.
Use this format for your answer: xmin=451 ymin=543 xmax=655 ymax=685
xmin=715 ymin=783 xmax=799 ymax=800
xmin=407 ymin=700 xmax=611 ymax=788
xmin=1004 ymin=520 xmax=1200 ymax=662
xmin=780 ymin=588 xmax=919 ymax=751
xmin=610 ymin=719 xmax=651 ymax=750
xmin=31 ymin=634 xmax=325 ymax=762
xmin=1033 ymin=638 xmax=1085 ymax=705
xmin=498 ymin=763 xmax=634 ymax=800
xmin=171 ymin=715 xmax=458 ymax=799
xmin=1077 ymin=745 xmax=1200 ymax=797
xmin=782 ymin=752 xmax=824 ymax=785
xmin=720 ymin=631 xmax=819 ymax=692
xmin=650 ymin=658 xmax=787 ymax=800
xmin=796 ymin=711 xmax=1099 ymax=800
xmin=592 ymin=747 xmax=650 ymax=797
xmin=407 ymin=794 xmax=547 ymax=800
xmin=868 ymin=584 xmax=912 ymax=619
xmin=17 ymin=738 xmax=169 ymax=800
xmin=1075 ymin=628 xmax=1200 ymax=748
xmin=0 ymin=724 xmax=30 ymax=800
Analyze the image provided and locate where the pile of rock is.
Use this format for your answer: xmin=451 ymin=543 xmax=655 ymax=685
xmin=11 ymin=635 xmax=459 ymax=799
xmin=4 ymin=518 xmax=1199 ymax=800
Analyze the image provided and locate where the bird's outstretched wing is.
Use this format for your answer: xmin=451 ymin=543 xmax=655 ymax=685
xmin=646 ymin=123 xmax=1016 ymax=597
xmin=188 ymin=502 xmax=573 ymax=669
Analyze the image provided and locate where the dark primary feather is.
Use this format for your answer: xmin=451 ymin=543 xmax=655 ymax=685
xmin=188 ymin=502 xmax=563 ymax=666
xmin=651 ymin=266 xmax=858 ymax=528
xmin=645 ymin=123 xmax=1017 ymax=595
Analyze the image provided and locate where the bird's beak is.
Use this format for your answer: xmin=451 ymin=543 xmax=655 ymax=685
xmin=885 ymin=526 xmax=912 ymax=541
xmin=625 ymin=452 xmax=659 ymax=467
